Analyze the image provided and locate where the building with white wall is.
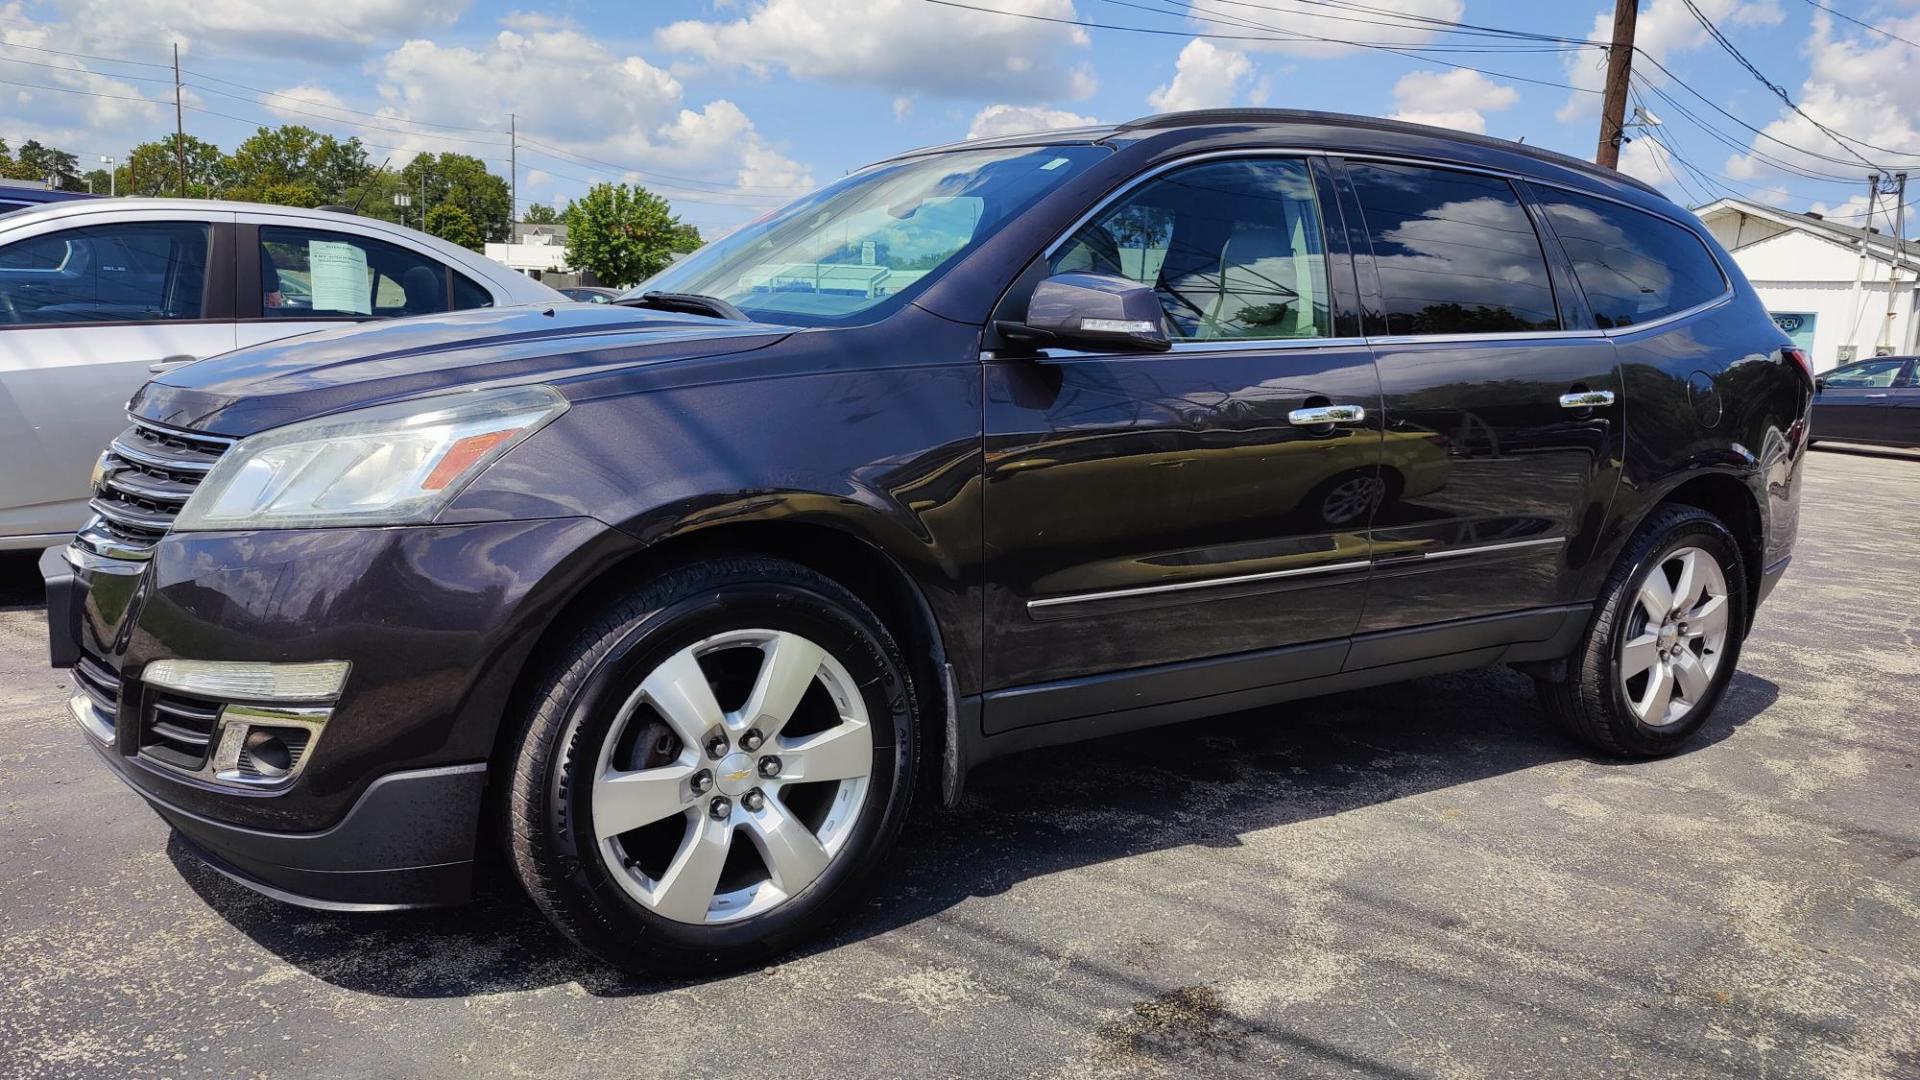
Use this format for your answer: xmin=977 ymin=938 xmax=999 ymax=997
xmin=484 ymin=223 xmax=591 ymax=289
xmin=1696 ymin=198 xmax=1920 ymax=372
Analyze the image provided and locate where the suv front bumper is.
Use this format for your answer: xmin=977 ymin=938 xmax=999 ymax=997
xmin=42 ymin=516 xmax=625 ymax=909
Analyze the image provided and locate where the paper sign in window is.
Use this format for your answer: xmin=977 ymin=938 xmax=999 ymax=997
xmin=308 ymin=240 xmax=371 ymax=315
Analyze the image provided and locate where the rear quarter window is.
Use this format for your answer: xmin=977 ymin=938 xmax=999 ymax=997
xmin=1534 ymin=189 xmax=1727 ymax=329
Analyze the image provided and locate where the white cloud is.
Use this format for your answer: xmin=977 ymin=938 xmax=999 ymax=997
xmin=1146 ymin=39 xmax=1253 ymax=113
xmin=1199 ymin=0 xmax=1467 ymax=59
xmin=892 ymin=96 xmax=914 ymax=122
xmin=368 ymin=20 xmax=813 ymax=205
xmin=48 ymin=0 xmax=465 ymax=60
xmin=1557 ymin=0 xmax=1785 ymax=124
xmin=1388 ymin=69 xmax=1517 ymax=135
xmin=0 ymin=7 xmax=171 ymax=158
xmin=656 ymin=0 xmax=1096 ymax=100
xmin=966 ymin=104 xmax=1100 ymax=140
xmin=1719 ymin=9 xmax=1920 ymax=196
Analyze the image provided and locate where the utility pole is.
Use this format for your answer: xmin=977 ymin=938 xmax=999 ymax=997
xmin=172 ymin=43 xmax=186 ymax=197
xmin=1846 ymin=173 xmax=1880 ymax=364
xmin=1881 ymin=171 xmax=1908 ymax=355
xmin=1595 ymin=0 xmax=1639 ymax=170
xmin=509 ymin=112 xmax=517 ymax=227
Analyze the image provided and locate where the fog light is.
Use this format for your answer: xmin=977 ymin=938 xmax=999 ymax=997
xmin=144 ymin=659 xmax=349 ymax=702
xmin=242 ymin=729 xmax=294 ymax=778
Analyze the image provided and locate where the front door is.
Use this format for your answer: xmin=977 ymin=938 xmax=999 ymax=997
xmin=1814 ymin=357 xmax=1912 ymax=443
xmin=981 ymin=155 xmax=1381 ymax=718
xmin=1338 ymin=161 xmax=1625 ymax=633
xmin=0 ymin=214 xmax=235 ymax=543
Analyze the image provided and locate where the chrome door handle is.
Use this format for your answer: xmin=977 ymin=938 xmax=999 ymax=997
xmin=148 ymin=354 xmax=198 ymax=374
xmin=1559 ymin=390 xmax=1615 ymax=409
xmin=1865 ymin=392 xmax=1891 ymax=399
xmin=1289 ymin=404 xmax=1367 ymax=426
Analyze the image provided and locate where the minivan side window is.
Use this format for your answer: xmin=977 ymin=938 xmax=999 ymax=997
xmin=1347 ymin=161 xmax=1560 ymax=336
xmin=1535 ymin=188 xmax=1727 ymax=329
xmin=259 ymin=227 xmax=482 ymax=318
xmin=1050 ymin=157 xmax=1331 ymax=341
xmin=0 ymin=221 xmax=210 ymax=326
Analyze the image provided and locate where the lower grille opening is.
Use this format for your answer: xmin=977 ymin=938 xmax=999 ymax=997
xmin=140 ymin=694 xmax=223 ymax=771
xmin=73 ymin=655 xmax=122 ymax=723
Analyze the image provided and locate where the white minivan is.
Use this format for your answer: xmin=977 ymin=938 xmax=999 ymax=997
xmin=0 ymin=199 xmax=564 ymax=550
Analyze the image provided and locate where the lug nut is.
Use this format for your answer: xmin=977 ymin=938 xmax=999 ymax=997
xmin=758 ymin=756 xmax=782 ymax=779
xmin=690 ymin=769 xmax=713 ymax=795
xmin=709 ymin=796 xmax=732 ymax=820
xmin=742 ymin=789 xmax=765 ymax=812
xmin=706 ymin=736 xmax=728 ymax=760
xmin=741 ymin=729 xmax=764 ymax=752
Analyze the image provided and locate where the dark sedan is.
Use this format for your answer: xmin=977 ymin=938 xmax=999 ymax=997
xmin=559 ymin=286 xmax=621 ymax=304
xmin=1812 ymin=356 xmax=1920 ymax=448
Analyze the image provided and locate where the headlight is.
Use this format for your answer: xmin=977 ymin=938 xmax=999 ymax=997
xmin=175 ymin=385 xmax=568 ymax=531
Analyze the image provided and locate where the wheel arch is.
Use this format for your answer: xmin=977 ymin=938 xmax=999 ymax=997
xmin=1636 ymin=470 xmax=1766 ymax=628
xmin=485 ymin=511 xmax=962 ymax=836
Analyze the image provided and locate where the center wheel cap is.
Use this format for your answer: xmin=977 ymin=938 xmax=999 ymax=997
xmin=715 ymin=751 xmax=758 ymax=797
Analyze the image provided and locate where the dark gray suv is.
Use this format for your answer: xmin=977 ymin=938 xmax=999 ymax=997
xmin=43 ymin=110 xmax=1812 ymax=973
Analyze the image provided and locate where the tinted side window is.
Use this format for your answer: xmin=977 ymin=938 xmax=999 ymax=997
xmin=259 ymin=226 xmax=453 ymax=318
xmin=1348 ymin=162 xmax=1559 ymax=335
xmin=1535 ymin=188 xmax=1727 ymax=328
xmin=451 ymin=271 xmax=493 ymax=311
xmin=1051 ymin=157 xmax=1331 ymax=341
xmin=1822 ymin=358 xmax=1907 ymax=388
xmin=0 ymin=222 xmax=209 ymax=325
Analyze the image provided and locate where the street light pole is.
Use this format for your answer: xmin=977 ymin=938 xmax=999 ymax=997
xmin=100 ymin=156 xmax=116 ymax=198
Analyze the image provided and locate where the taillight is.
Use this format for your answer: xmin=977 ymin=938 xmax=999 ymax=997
xmin=1783 ymin=346 xmax=1814 ymax=383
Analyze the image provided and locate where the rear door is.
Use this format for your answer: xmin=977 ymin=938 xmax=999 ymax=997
xmin=982 ymin=154 xmax=1382 ymax=720
xmin=0 ymin=210 xmax=235 ymax=543
xmin=1339 ymin=160 xmax=1624 ymax=634
xmin=1813 ymin=358 xmax=1910 ymax=443
xmin=1893 ymin=361 xmax=1920 ymax=446
xmin=233 ymin=217 xmax=495 ymax=351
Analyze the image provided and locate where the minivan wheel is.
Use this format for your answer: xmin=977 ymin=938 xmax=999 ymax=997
xmin=1536 ymin=505 xmax=1748 ymax=757
xmin=504 ymin=556 xmax=918 ymax=974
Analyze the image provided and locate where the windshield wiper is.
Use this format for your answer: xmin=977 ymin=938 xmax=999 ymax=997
xmin=621 ymin=290 xmax=750 ymax=322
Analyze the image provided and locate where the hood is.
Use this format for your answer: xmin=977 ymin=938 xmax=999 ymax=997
xmin=132 ymin=304 xmax=794 ymax=436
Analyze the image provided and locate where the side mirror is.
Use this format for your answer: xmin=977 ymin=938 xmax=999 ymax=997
xmin=1813 ymin=376 xmax=1826 ymax=391
xmin=999 ymin=272 xmax=1171 ymax=354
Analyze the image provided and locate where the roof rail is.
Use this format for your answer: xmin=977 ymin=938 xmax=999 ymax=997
xmin=1115 ymin=109 xmax=1662 ymax=197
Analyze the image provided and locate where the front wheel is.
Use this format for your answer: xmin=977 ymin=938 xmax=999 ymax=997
xmin=504 ymin=557 xmax=919 ymax=973
xmin=1537 ymin=506 xmax=1748 ymax=757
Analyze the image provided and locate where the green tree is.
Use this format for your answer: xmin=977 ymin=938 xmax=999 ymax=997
xmin=225 ymin=125 xmax=370 ymax=206
xmin=399 ymin=153 xmax=511 ymax=241
xmin=4 ymin=139 xmax=82 ymax=190
xmin=120 ymin=134 xmax=229 ymax=197
xmin=522 ymin=202 xmax=560 ymax=225
xmin=563 ymin=183 xmax=687 ymax=287
xmin=424 ymin=203 xmax=484 ymax=251
xmin=671 ymin=222 xmax=703 ymax=253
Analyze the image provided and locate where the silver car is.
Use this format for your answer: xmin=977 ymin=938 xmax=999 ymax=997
xmin=0 ymin=199 xmax=563 ymax=550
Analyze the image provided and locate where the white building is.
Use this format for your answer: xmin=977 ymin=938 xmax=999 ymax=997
xmin=1696 ymin=197 xmax=1920 ymax=372
xmin=483 ymin=222 xmax=587 ymax=288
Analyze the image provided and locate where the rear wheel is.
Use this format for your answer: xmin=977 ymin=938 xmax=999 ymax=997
xmin=1537 ymin=506 xmax=1748 ymax=757
xmin=504 ymin=557 xmax=918 ymax=973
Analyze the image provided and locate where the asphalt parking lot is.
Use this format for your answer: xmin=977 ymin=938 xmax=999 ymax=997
xmin=2 ymin=446 xmax=1916 ymax=1080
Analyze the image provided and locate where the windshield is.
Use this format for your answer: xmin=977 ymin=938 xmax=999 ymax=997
xmin=631 ymin=145 xmax=1107 ymax=327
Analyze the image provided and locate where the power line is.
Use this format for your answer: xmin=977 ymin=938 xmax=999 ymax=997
xmin=918 ymin=0 xmax=1605 ymax=92
xmin=1677 ymin=0 xmax=1884 ymax=169
xmin=1798 ymin=0 xmax=1920 ymax=52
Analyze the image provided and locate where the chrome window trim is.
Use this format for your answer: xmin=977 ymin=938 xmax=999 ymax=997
xmin=1026 ymin=536 xmax=1567 ymax=612
xmin=1018 ymin=145 xmax=1738 ymax=358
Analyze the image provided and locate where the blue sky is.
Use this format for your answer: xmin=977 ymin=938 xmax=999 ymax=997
xmin=4 ymin=1 xmax=1916 ymax=234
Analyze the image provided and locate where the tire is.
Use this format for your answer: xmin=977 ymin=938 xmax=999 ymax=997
xmin=1536 ymin=505 xmax=1749 ymax=757
xmin=1307 ymin=468 xmax=1391 ymax=528
xmin=503 ymin=556 xmax=919 ymax=974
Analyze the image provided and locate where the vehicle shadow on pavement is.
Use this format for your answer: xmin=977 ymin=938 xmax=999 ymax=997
xmin=169 ymin=664 xmax=1777 ymax=999
xmin=0 ymin=552 xmax=46 ymax=611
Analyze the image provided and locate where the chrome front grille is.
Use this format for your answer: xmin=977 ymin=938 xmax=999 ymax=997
xmin=78 ymin=420 xmax=232 ymax=559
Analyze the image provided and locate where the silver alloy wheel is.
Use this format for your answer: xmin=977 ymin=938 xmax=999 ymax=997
xmin=591 ymin=629 xmax=873 ymax=925
xmin=1322 ymin=475 xmax=1385 ymax=525
xmin=1618 ymin=545 xmax=1731 ymax=728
